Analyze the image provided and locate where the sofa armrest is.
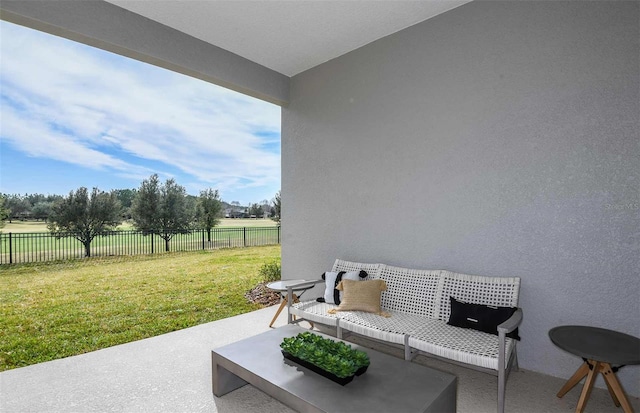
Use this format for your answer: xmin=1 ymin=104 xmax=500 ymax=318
xmin=285 ymin=279 xmax=324 ymax=300
xmin=497 ymin=308 xmax=523 ymax=335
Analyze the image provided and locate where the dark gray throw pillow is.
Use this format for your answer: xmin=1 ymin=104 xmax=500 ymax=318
xmin=447 ymin=297 xmax=520 ymax=340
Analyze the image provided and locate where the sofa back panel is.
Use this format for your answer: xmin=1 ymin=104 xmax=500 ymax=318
xmin=332 ymin=259 xmax=382 ymax=279
xmin=436 ymin=271 xmax=521 ymax=322
xmin=378 ymin=265 xmax=444 ymax=318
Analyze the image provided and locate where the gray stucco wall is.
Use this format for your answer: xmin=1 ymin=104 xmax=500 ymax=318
xmin=283 ymin=1 xmax=639 ymax=396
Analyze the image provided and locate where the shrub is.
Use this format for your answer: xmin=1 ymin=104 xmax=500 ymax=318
xmin=259 ymin=260 xmax=281 ymax=283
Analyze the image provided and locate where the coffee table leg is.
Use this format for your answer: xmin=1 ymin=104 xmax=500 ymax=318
xmin=212 ymin=353 xmax=248 ymax=397
xmin=557 ymin=362 xmax=590 ymax=398
xmin=576 ymin=360 xmax=599 ymax=413
xmin=600 ymin=363 xmax=634 ymax=413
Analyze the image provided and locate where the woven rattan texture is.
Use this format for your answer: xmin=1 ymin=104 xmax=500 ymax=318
xmin=408 ymin=317 xmax=516 ymax=370
xmin=290 ymin=301 xmax=341 ymax=326
xmin=332 ymin=259 xmax=382 ymax=280
xmin=437 ymin=271 xmax=521 ymax=322
xmin=378 ymin=265 xmax=443 ymax=318
xmin=341 ymin=310 xmax=426 ymax=336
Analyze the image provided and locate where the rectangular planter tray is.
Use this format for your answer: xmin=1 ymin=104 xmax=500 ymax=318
xmin=281 ymin=351 xmax=367 ymax=386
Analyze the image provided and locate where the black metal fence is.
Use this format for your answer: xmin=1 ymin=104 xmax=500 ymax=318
xmin=0 ymin=227 xmax=280 ymax=265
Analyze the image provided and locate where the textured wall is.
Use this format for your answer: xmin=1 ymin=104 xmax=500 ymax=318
xmin=283 ymin=1 xmax=639 ymax=395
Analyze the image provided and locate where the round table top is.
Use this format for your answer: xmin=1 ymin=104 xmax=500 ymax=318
xmin=549 ymin=325 xmax=640 ymax=365
xmin=266 ymin=279 xmax=317 ymax=292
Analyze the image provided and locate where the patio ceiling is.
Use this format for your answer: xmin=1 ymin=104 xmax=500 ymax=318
xmin=104 ymin=0 xmax=473 ymax=77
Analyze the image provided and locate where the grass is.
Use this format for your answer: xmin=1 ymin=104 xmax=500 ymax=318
xmin=1 ymin=225 xmax=280 ymax=264
xmin=2 ymin=218 xmax=277 ymax=233
xmin=0 ymin=245 xmax=280 ymax=371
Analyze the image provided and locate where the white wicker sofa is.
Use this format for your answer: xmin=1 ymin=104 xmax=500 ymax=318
xmin=286 ymin=259 xmax=523 ymax=413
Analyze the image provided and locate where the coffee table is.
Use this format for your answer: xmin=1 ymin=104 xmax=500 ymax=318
xmin=212 ymin=324 xmax=457 ymax=412
xmin=549 ymin=325 xmax=640 ymax=413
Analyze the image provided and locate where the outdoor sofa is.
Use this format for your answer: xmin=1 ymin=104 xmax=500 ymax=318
xmin=286 ymin=259 xmax=523 ymax=413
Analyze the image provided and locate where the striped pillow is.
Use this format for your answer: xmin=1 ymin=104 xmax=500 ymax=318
xmin=320 ymin=270 xmax=367 ymax=304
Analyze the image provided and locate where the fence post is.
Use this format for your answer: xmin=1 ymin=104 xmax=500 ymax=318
xmin=243 ymin=227 xmax=246 ymax=247
xmin=9 ymin=232 xmax=13 ymax=264
xmin=277 ymin=226 xmax=280 ymax=244
xmin=151 ymin=235 xmax=154 ymax=254
xmin=202 ymin=229 xmax=205 ymax=250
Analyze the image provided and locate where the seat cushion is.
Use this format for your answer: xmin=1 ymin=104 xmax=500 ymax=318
xmin=290 ymin=300 xmax=343 ymax=326
xmin=339 ymin=310 xmax=427 ymax=345
xmin=408 ymin=317 xmax=516 ymax=371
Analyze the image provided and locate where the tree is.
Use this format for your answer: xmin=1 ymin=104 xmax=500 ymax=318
xmin=31 ymin=201 xmax=54 ymax=221
xmin=0 ymin=195 xmax=9 ymax=230
xmin=248 ymin=203 xmax=264 ymax=218
xmin=47 ymin=187 xmax=122 ymax=257
xmin=271 ymin=190 xmax=281 ymax=225
xmin=113 ymin=188 xmax=137 ymax=219
xmin=131 ymin=174 xmax=192 ymax=252
xmin=4 ymin=194 xmax=31 ymax=222
xmin=198 ymin=188 xmax=222 ymax=242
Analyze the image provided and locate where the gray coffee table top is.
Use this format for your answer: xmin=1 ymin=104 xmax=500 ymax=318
xmin=212 ymin=324 xmax=457 ymax=413
xmin=549 ymin=325 xmax=640 ymax=365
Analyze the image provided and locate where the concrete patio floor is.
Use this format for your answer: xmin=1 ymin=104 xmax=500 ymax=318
xmin=1 ymin=305 xmax=638 ymax=413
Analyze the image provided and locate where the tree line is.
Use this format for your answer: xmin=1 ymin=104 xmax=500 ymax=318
xmin=0 ymin=174 xmax=281 ymax=257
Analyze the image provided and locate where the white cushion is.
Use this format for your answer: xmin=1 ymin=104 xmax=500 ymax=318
xmin=290 ymin=301 xmax=342 ymax=327
xmin=408 ymin=317 xmax=516 ymax=370
xmin=339 ymin=310 xmax=426 ymax=345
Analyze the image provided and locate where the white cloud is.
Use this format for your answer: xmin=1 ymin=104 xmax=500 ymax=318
xmin=0 ymin=21 xmax=281 ymax=198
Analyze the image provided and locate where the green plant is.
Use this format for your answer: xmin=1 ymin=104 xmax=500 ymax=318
xmin=280 ymin=332 xmax=370 ymax=378
xmin=259 ymin=260 xmax=281 ymax=283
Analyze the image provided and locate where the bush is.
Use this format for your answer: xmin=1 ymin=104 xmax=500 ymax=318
xmin=259 ymin=260 xmax=281 ymax=283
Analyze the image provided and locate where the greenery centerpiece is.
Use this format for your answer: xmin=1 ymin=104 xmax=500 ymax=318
xmin=280 ymin=332 xmax=370 ymax=385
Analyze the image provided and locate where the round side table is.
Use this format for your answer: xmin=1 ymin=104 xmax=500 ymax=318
xmin=266 ymin=280 xmax=316 ymax=328
xmin=549 ymin=325 xmax=640 ymax=413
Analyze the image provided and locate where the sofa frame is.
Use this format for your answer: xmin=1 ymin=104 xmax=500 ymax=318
xmin=284 ymin=259 xmax=523 ymax=413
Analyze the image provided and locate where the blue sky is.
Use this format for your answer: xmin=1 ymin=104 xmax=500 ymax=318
xmin=0 ymin=21 xmax=281 ymax=206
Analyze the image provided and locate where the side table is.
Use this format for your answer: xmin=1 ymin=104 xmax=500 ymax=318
xmin=549 ymin=325 xmax=640 ymax=413
xmin=266 ymin=280 xmax=317 ymax=328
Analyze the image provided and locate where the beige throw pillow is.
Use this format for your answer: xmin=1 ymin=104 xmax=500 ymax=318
xmin=328 ymin=279 xmax=390 ymax=317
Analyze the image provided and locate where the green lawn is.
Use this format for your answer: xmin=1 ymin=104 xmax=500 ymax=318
xmin=1 ymin=225 xmax=280 ymax=264
xmin=0 ymin=245 xmax=280 ymax=371
xmin=2 ymin=218 xmax=277 ymax=233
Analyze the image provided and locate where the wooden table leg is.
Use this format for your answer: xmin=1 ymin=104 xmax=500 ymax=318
xmin=575 ymin=360 xmax=599 ymax=413
xmin=269 ymin=298 xmax=288 ymax=328
xmin=557 ymin=361 xmax=590 ymax=398
xmin=269 ymin=292 xmax=315 ymax=329
xmin=601 ymin=364 xmax=621 ymax=407
xmin=270 ymin=293 xmax=308 ymax=328
xmin=600 ymin=363 xmax=634 ymax=413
